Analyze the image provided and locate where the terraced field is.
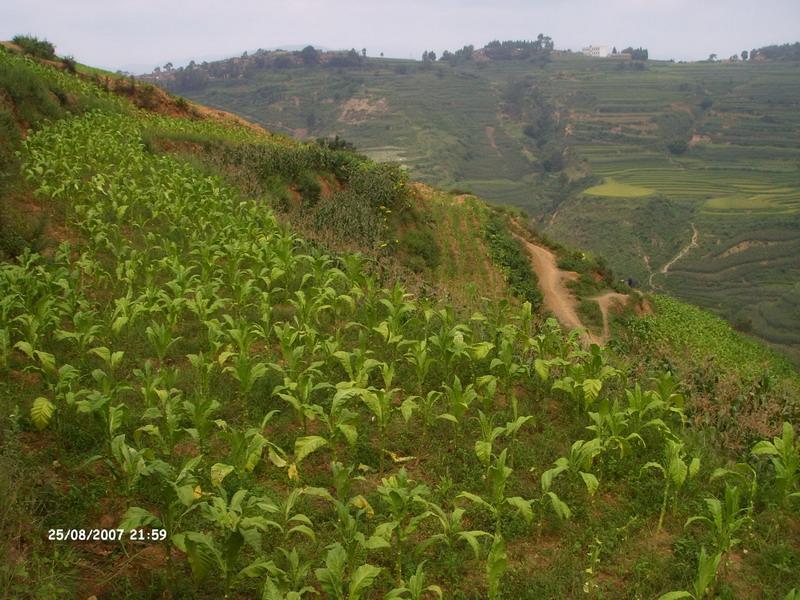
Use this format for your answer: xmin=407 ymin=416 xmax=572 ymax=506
xmin=545 ymin=59 xmax=800 ymax=361
xmin=170 ymin=54 xmax=800 ymax=361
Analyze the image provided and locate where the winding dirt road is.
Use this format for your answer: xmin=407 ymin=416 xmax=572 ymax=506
xmin=513 ymin=234 xmax=598 ymax=344
xmin=512 ymin=230 xmax=628 ymax=346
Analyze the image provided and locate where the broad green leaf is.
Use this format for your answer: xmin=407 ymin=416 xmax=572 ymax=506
xmin=751 ymin=441 xmax=778 ymax=456
xmin=268 ymin=447 xmax=287 ymax=468
xmin=546 ymin=491 xmax=572 ymax=520
xmin=14 ymin=340 xmax=34 ymax=358
xmin=183 ymin=532 xmax=222 ymax=583
xmin=349 ymin=564 xmax=382 ymax=600
xmin=400 ymin=398 xmax=417 ymax=422
xmin=295 ymin=435 xmax=328 ymax=463
xmin=238 ymin=557 xmax=276 ymax=579
xmin=580 ymin=472 xmax=600 ymax=496
xmin=210 ymin=463 xmax=234 ymax=487
xmin=458 ymin=530 xmax=491 ymax=558
xmin=31 ymin=396 xmax=55 ymax=430
xmin=582 ymin=379 xmax=602 ymax=404
xmin=470 ymin=342 xmax=494 ymax=361
xmin=119 ymin=506 xmax=162 ymax=530
xmin=506 ymin=496 xmax=533 ymax=523
xmin=475 ymin=440 xmax=493 ymax=465
xmin=533 ymin=359 xmax=549 ymax=381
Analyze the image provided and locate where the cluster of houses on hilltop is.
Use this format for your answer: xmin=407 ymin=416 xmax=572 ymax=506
xmin=581 ymin=45 xmax=632 ymax=59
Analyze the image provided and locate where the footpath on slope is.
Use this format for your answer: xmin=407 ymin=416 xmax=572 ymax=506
xmin=511 ymin=226 xmax=628 ymax=346
xmin=593 ymin=291 xmax=629 ymax=341
xmin=649 ymin=223 xmax=700 ymax=287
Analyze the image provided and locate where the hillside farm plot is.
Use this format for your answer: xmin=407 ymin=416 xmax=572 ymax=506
xmin=583 ymin=178 xmax=654 ymax=197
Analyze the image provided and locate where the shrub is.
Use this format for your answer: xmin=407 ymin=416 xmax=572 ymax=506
xmin=295 ymin=171 xmax=321 ymax=205
xmin=483 ymin=212 xmax=542 ymax=307
xmin=542 ymin=147 xmax=566 ymax=172
xmin=316 ymin=135 xmax=356 ymax=152
xmin=12 ymin=35 xmax=56 ymax=60
xmin=667 ymin=140 xmax=688 ymax=155
xmin=578 ymin=298 xmax=603 ymax=331
xmin=400 ymin=228 xmax=440 ymax=271
xmin=60 ymin=56 xmax=77 ymax=74
xmin=312 ymin=189 xmax=383 ymax=246
xmin=0 ymin=195 xmax=47 ymax=258
xmin=0 ymin=58 xmax=65 ymax=125
xmin=346 ymin=161 xmax=408 ymax=209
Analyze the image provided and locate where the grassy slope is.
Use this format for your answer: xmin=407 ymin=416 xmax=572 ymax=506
xmin=1 ymin=47 xmax=799 ymax=600
xmin=169 ymin=54 xmax=800 ymax=362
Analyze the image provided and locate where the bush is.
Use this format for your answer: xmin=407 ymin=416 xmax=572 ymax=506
xmin=312 ymin=190 xmax=383 ymax=246
xmin=316 ymin=135 xmax=356 ymax=152
xmin=667 ymin=139 xmax=688 ymax=155
xmin=60 ymin=56 xmax=77 ymax=74
xmin=12 ymin=35 xmax=56 ymax=60
xmin=484 ymin=212 xmax=542 ymax=307
xmin=400 ymin=228 xmax=440 ymax=271
xmin=578 ymin=298 xmax=603 ymax=331
xmin=346 ymin=161 xmax=408 ymax=209
xmin=0 ymin=58 xmax=66 ymax=126
xmin=295 ymin=171 xmax=321 ymax=205
xmin=262 ymin=175 xmax=291 ymax=211
xmin=0 ymin=194 xmax=47 ymax=258
xmin=542 ymin=148 xmax=566 ymax=172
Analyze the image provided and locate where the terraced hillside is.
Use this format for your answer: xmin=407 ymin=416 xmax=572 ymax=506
xmin=160 ymin=53 xmax=800 ymax=361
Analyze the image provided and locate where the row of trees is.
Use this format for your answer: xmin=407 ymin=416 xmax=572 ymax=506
xmin=483 ymin=35 xmax=554 ymax=59
xmin=426 ymin=36 xmax=554 ymax=63
xmin=620 ymin=46 xmax=648 ymax=60
xmin=706 ymin=44 xmax=800 ymax=63
xmin=157 ymin=46 xmax=369 ymax=92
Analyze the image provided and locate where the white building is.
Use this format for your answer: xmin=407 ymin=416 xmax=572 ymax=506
xmin=581 ymin=45 xmax=610 ymax=58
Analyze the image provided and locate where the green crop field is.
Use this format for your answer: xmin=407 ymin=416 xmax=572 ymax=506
xmin=584 ymin=179 xmax=655 ymax=198
xmin=165 ymin=53 xmax=800 ymax=362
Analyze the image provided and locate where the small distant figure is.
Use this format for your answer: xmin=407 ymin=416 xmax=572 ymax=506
xmin=627 ymin=278 xmax=638 ymax=288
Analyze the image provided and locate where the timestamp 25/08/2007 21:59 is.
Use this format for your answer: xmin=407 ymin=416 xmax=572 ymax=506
xmin=47 ymin=528 xmax=168 ymax=542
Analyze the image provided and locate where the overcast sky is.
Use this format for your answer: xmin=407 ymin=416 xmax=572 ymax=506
xmin=3 ymin=0 xmax=799 ymax=73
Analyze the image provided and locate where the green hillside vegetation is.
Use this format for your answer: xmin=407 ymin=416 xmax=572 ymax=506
xmin=1 ymin=43 xmax=799 ymax=600
xmin=153 ymin=43 xmax=800 ymax=363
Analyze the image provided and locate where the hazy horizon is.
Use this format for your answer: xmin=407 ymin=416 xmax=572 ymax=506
xmin=3 ymin=0 xmax=799 ymax=73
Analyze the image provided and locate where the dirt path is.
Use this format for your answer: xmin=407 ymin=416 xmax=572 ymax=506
xmin=512 ymin=226 xmax=630 ymax=345
xmin=592 ymin=292 xmax=629 ymax=341
xmin=512 ymin=233 xmax=601 ymax=345
xmin=484 ymin=126 xmax=500 ymax=154
xmin=660 ymin=223 xmax=699 ymax=275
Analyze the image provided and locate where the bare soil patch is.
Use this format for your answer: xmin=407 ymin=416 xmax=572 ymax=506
xmin=338 ymin=97 xmax=388 ymax=124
